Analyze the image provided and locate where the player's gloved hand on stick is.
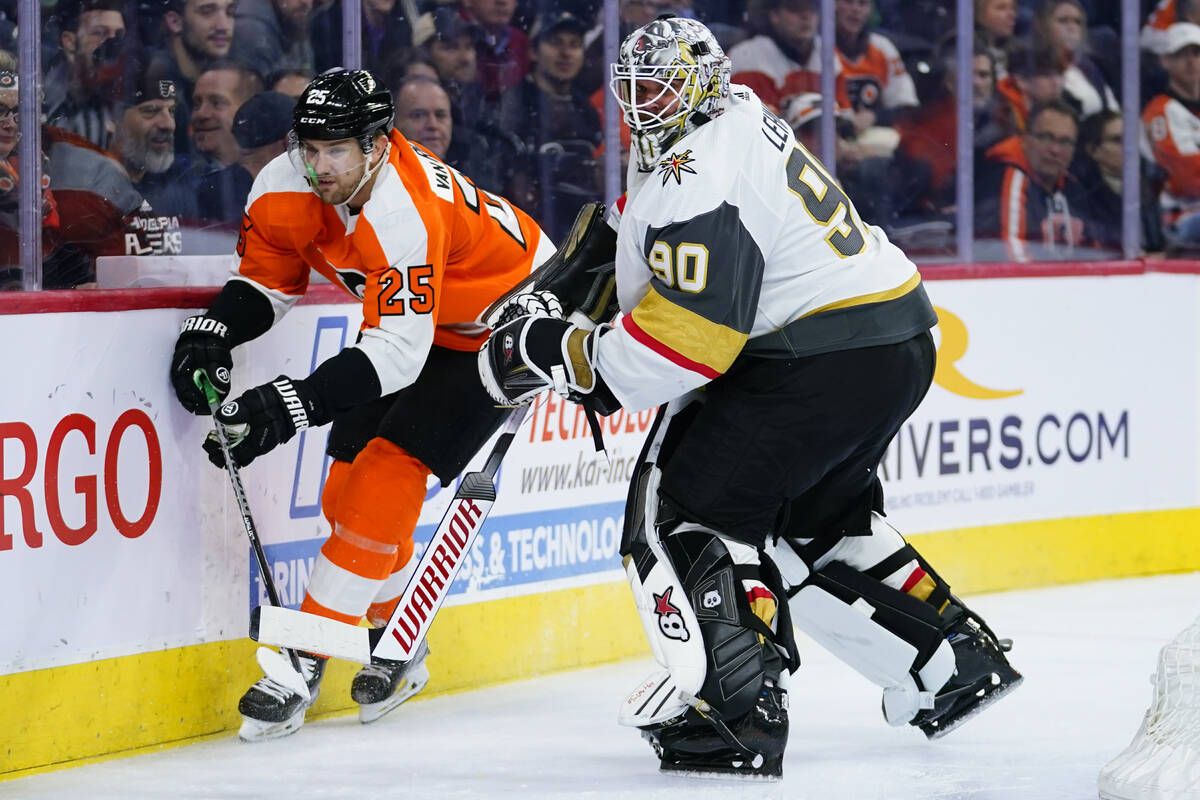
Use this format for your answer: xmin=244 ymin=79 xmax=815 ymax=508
xmin=204 ymin=376 xmax=328 ymax=468
xmin=484 ymin=290 xmax=564 ymax=328
xmin=478 ymin=314 xmax=619 ymax=413
xmin=171 ymin=314 xmax=234 ymax=415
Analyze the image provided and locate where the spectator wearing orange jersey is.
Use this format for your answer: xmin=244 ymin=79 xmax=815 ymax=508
xmin=169 ymin=69 xmax=552 ymax=742
xmin=976 ymin=99 xmax=1096 ymax=261
xmin=834 ymin=0 xmax=917 ymax=131
xmin=1143 ymin=22 xmax=1200 ymax=242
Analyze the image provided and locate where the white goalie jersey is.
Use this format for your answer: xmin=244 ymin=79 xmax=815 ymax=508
xmin=595 ymin=85 xmax=937 ymax=412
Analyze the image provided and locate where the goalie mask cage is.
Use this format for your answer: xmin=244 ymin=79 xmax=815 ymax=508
xmin=1099 ymin=615 xmax=1200 ymax=800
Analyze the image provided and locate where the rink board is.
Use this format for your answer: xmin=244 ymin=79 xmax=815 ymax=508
xmin=2 ymin=264 xmax=1200 ymax=776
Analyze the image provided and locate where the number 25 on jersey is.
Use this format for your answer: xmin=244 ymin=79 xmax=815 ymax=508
xmin=377 ymin=264 xmax=435 ymax=316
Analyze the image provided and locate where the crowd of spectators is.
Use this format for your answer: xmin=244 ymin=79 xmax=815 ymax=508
xmin=5 ymin=0 xmax=1200 ymax=289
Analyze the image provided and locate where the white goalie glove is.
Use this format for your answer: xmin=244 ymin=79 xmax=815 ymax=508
xmin=478 ymin=313 xmax=612 ymax=409
xmin=483 ymin=290 xmax=564 ymax=329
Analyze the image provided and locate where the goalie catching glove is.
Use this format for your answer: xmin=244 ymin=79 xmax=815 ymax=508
xmin=478 ymin=314 xmax=620 ymax=414
xmin=204 ymin=376 xmax=329 ymax=467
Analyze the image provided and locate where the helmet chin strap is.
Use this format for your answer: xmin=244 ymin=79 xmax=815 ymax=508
xmin=335 ymin=139 xmax=391 ymax=208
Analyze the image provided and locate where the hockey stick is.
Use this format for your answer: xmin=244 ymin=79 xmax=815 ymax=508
xmin=194 ymin=370 xmax=311 ymax=700
xmin=249 ymin=403 xmax=530 ymax=664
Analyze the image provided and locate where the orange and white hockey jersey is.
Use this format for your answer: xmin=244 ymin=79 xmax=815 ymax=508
xmin=836 ymin=31 xmax=918 ymax=112
xmin=1142 ymin=91 xmax=1200 ymax=212
xmin=231 ymin=129 xmax=553 ymax=396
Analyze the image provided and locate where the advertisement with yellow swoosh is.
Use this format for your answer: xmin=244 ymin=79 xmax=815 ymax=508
xmin=879 ymin=276 xmax=1197 ymax=535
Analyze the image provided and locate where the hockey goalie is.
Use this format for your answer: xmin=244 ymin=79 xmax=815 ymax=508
xmin=478 ymin=15 xmax=1023 ymax=779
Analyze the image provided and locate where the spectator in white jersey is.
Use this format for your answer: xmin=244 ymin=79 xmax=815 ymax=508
xmin=480 ymin=15 xmax=1022 ymax=780
xmin=1143 ymin=22 xmax=1200 ymax=243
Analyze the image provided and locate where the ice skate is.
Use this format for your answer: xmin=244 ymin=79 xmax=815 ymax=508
xmin=237 ymin=651 xmax=326 ymax=742
xmin=644 ymin=684 xmax=788 ymax=780
xmin=351 ymin=640 xmax=431 ymax=723
xmin=912 ymin=606 xmax=1023 ymax=739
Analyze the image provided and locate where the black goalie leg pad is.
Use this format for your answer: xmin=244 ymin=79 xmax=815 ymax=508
xmin=643 ymin=527 xmax=798 ymax=779
xmin=911 ymin=597 xmax=1023 ymax=739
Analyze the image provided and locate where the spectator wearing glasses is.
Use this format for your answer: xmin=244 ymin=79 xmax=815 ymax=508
xmin=42 ymin=0 xmax=132 ymax=149
xmin=112 ymin=76 xmax=199 ymax=220
xmin=1074 ymin=110 xmax=1165 ymax=255
xmin=1143 ymin=22 xmax=1200 ymax=244
xmin=0 ymin=69 xmax=59 ymax=290
xmin=976 ymin=99 xmax=1095 ymax=261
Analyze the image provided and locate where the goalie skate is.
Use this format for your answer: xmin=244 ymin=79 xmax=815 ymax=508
xmin=911 ymin=608 xmax=1023 ymax=739
xmin=237 ymin=651 xmax=326 ymax=742
xmin=644 ymin=684 xmax=789 ymax=780
xmin=352 ymin=640 xmax=431 ymax=724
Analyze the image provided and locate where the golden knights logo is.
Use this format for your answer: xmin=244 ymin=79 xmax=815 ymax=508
xmin=659 ymin=150 xmax=697 ymax=186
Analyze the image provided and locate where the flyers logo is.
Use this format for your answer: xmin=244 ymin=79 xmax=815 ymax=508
xmin=236 ymin=214 xmax=252 ymax=258
xmin=933 ymin=306 xmax=1022 ymax=399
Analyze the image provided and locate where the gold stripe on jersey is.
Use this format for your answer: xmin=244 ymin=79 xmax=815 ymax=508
xmin=801 ymin=271 xmax=922 ymax=318
xmin=629 ymin=286 xmax=748 ymax=375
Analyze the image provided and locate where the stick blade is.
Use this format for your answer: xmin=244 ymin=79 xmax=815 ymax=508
xmin=255 ymin=646 xmax=310 ymax=702
xmin=252 ymin=606 xmax=372 ymax=664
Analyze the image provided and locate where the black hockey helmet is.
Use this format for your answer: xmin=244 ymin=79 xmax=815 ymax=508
xmin=292 ymin=68 xmax=394 ymax=151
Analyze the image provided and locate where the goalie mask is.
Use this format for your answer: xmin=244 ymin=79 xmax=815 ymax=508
xmin=610 ymin=16 xmax=730 ymax=171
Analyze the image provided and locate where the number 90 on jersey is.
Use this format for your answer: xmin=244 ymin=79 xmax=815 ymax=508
xmin=649 ymin=241 xmax=710 ymax=293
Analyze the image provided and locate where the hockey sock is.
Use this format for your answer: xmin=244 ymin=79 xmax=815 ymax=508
xmin=301 ymin=438 xmax=428 ymax=624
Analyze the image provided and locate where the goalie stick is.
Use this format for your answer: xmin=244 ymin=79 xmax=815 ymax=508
xmin=250 ymin=404 xmax=529 ymax=665
xmin=194 ymin=370 xmax=311 ymax=700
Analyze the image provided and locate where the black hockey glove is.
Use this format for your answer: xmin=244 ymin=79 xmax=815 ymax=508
xmin=203 ymin=376 xmax=328 ymax=468
xmin=478 ymin=314 xmax=620 ymax=414
xmin=171 ymin=314 xmax=234 ymax=415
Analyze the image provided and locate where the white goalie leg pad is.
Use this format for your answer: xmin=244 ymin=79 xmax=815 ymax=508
xmin=619 ymin=461 xmax=707 ymax=727
xmin=619 ymin=397 xmax=709 ymax=728
xmin=774 ymin=539 xmax=956 ymax=726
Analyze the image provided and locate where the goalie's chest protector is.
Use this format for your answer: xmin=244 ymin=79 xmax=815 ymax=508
xmin=616 ymin=86 xmax=935 ymax=360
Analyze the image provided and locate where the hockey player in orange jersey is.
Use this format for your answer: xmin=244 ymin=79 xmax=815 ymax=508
xmin=168 ymin=69 xmax=553 ymax=741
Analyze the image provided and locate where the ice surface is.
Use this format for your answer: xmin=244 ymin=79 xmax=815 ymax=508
xmin=6 ymin=573 xmax=1199 ymax=800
